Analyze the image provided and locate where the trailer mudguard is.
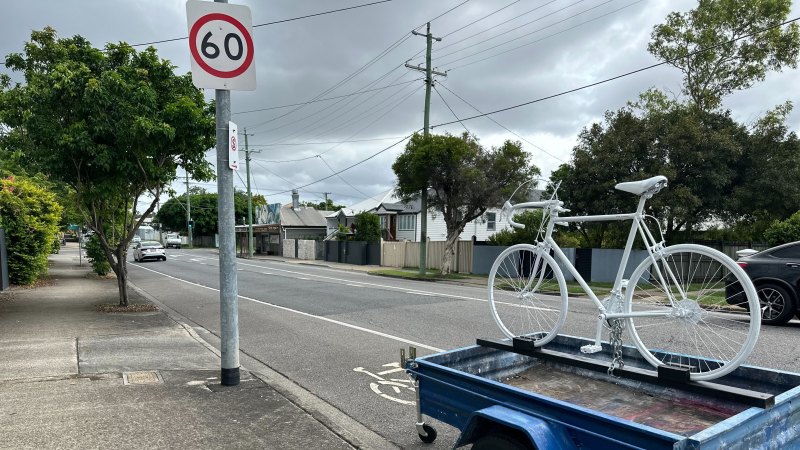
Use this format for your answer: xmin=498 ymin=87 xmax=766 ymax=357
xmin=454 ymin=405 xmax=577 ymax=450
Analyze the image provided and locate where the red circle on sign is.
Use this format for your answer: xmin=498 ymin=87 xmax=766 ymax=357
xmin=189 ymin=13 xmax=254 ymax=79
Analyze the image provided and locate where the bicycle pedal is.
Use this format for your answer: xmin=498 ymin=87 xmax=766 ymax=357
xmin=580 ymin=344 xmax=602 ymax=354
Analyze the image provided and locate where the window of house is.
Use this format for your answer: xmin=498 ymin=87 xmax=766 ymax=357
xmin=398 ymin=214 xmax=415 ymax=231
xmin=486 ymin=212 xmax=496 ymax=231
xmin=380 ymin=216 xmax=388 ymax=230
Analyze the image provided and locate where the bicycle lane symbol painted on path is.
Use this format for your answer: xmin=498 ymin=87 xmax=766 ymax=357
xmin=354 ymin=363 xmax=416 ymax=406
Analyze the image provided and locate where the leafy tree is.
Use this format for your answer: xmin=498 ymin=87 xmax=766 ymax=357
xmin=353 ymin=211 xmax=381 ymax=242
xmin=302 ymin=198 xmax=346 ymax=211
xmin=85 ymin=234 xmax=112 ymax=276
xmin=0 ymin=176 xmax=62 ymax=284
xmin=0 ymin=28 xmax=215 ymax=305
xmin=648 ymin=0 xmax=800 ymax=112
xmin=763 ymin=211 xmax=800 ymax=246
xmin=487 ymin=210 xmax=544 ymax=246
xmin=393 ymin=132 xmax=538 ymax=274
xmin=156 ymin=191 xmax=249 ymax=236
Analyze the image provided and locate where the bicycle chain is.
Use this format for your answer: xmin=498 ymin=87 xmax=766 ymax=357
xmin=608 ymin=318 xmax=625 ymax=377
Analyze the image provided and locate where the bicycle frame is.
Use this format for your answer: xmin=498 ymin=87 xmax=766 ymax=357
xmin=510 ymin=191 xmax=683 ymax=348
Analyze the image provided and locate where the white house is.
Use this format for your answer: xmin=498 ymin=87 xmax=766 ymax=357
xmin=327 ymin=189 xmax=514 ymax=242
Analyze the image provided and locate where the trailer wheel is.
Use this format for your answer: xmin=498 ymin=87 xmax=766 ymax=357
xmin=418 ymin=424 xmax=437 ymax=443
xmin=472 ymin=433 xmax=531 ymax=450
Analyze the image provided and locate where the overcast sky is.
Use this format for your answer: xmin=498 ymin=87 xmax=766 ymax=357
xmin=2 ymin=0 xmax=799 ymax=210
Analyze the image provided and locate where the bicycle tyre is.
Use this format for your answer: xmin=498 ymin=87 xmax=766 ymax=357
xmin=625 ymin=244 xmax=760 ymax=381
xmin=488 ymin=244 xmax=568 ymax=345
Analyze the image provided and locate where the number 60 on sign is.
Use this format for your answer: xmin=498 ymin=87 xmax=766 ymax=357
xmin=186 ymin=0 xmax=256 ymax=91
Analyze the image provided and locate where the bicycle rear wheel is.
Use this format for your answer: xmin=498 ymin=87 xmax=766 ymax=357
xmin=488 ymin=244 xmax=568 ymax=346
xmin=625 ymin=244 xmax=760 ymax=381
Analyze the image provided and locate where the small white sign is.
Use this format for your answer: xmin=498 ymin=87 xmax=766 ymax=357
xmin=229 ymin=121 xmax=239 ymax=170
xmin=186 ymin=0 xmax=256 ymax=91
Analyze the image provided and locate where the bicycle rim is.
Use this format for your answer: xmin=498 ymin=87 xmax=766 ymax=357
xmin=625 ymin=244 xmax=760 ymax=381
xmin=488 ymin=244 xmax=567 ymax=346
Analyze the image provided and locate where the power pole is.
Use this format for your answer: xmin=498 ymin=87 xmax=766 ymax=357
xmin=406 ymin=23 xmax=445 ymax=276
xmin=323 ymin=192 xmax=331 ymax=211
xmin=243 ymin=128 xmax=258 ymax=257
xmin=185 ymin=172 xmax=192 ymax=248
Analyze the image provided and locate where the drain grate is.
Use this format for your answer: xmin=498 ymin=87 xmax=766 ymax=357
xmin=123 ymin=371 xmax=163 ymax=385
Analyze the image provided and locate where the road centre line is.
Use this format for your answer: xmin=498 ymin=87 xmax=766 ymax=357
xmin=184 ymin=255 xmax=488 ymax=304
xmin=174 ymin=254 xmax=560 ymax=312
xmin=131 ymin=264 xmax=444 ymax=352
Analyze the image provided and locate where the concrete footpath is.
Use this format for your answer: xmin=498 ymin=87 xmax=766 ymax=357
xmin=0 ymin=244 xmax=398 ymax=449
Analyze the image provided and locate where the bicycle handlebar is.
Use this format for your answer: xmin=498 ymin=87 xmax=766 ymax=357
xmin=504 ymin=200 xmax=567 ymax=229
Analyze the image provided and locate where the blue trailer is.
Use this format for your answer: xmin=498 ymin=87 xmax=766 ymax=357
xmin=405 ymin=335 xmax=800 ymax=449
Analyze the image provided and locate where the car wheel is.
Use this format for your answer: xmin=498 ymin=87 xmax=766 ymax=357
xmin=162 ymin=256 xmax=166 ymax=261
xmin=177 ymin=245 xmax=181 ymax=249
xmin=757 ymin=283 xmax=795 ymax=325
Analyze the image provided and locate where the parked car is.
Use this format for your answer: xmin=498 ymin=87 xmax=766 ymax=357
xmin=133 ymin=240 xmax=166 ymax=262
xmin=164 ymin=233 xmax=181 ymax=249
xmin=132 ymin=235 xmax=141 ymax=246
xmin=726 ymin=241 xmax=800 ymax=325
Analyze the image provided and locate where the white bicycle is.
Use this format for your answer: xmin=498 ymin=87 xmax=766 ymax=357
xmin=488 ymin=176 xmax=760 ymax=381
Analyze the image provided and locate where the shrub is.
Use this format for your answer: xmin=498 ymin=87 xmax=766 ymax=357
xmin=354 ymin=211 xmax=382 ymax=242
xmin=0 ymin=176 xmax=62 ymax=284
xmin=763 ymin=211 xmax=800 ymax=246
xmin=85 ymin=234 xmax=112 ymax=276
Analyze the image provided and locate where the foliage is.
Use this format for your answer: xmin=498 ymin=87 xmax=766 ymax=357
xmin=550 ymin=96 xmax=800 ymax=246
xmin=648 ymin=0 xmax=799 ymax=111
xmin=302 ymin=198 xmax=346 ymax=211
xmin=84 ymin=234 xmax=112 ymax=276
xmin=0 ymin=176 xmax=62 ymax=284
xmin=763 ymin=211 xmax=800 ymax=246
xmin=353 ymin=211 xmax=381 ymax=242
xmin=155 ymin=191 xmax=249 ymax=235
xmin=393 ymin=132 xmax=539 ymax=274
xmin=0 ymin=28 xmax=215 ymax=305
xmin=487 ymin=210 xmax=544 ymax=246
xmin=336 ymin=223 xmax=352 ymax=240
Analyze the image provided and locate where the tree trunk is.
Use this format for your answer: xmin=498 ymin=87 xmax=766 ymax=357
xmin=113 ymin=245 xmax=129 ymax=307
xmin=440 ymin=230 xmax=461 ymax=276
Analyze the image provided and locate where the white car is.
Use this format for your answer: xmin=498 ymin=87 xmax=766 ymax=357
xmin=133 ymin=240 xmax=166 ymax=262
xmin=132 ymin=235 xmax=141 ymax=246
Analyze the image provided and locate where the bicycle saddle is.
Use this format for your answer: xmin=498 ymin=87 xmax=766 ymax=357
xmin=614 ymin=175 xmax=668 ymax=196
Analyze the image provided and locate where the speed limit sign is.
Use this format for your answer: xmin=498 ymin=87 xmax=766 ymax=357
xmin=186 ymin=0 xmax=256 ymax=90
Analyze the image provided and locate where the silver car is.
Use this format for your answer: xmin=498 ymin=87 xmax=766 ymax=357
xmin=133 ymin=240 xmax=166 ymax=262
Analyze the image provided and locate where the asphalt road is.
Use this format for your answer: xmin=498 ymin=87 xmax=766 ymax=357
xmin=126 ymin=248 xmax=800 ymax=449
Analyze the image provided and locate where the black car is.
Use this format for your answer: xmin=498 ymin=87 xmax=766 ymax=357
xmin=726 ymin=241 xmax=800 ymax=325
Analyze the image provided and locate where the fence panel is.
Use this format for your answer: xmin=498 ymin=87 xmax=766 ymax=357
xmin=381 ymin=242 xmax=405 ymax=267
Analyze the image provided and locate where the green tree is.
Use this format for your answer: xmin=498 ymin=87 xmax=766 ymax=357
xmin=0 ymin=28 xmax=215 ymax=305
xmin=302 ymin=198 xmax=346 ymax=211
xmin=648 ymin=0 xmax=800 ymax=112
xmin=353 ymin=211 xmax=381 ymax=242
xmin=763 ymin=211 xmax=800 ymax=246
xmin=393 ymin=132 xmax=538 ymax=274
xmin=156 ymin=191 xmax=249 ymax=236
xmin=487 ymin=210 xmax=544 ymax=246
xmin=0 ymin=176 xmax=62 ymax=284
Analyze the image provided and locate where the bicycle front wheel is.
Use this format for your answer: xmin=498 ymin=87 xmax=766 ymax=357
xmin=488 ymin=244 xmax=568 ymax=346
xmin=625 ymin=244 xmax=760 ymax=381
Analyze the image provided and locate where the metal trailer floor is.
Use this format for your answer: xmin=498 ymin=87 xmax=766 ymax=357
xmin=503 ymin=363 xmax=749 ymax=436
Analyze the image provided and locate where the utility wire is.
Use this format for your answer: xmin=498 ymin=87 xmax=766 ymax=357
xmin=437 ymin=0 xmax=611 ymax=64
xmin=418 ymin=0 xmax=473 ymax=30
xmin=232 ymin=79 xmax=420 ymax=115
xmin=437 ymin=81 xmax=566 ymax=163
xmin=433 ymin=84 xmax=470 ymax=134
xmin=317 ymin=154 xmax=370 ymax=198
xmin=129 ymin=0 xmax=393 ymax=47
xmin=268 ymin=132 xmax=417 ymax=195
xmin=442 ymin=0 xmax=521 ymax=38
xmin=245 ymin=136 xmax=407 ymax=147
xmin=432 ymin=15 xmax=800 ymax=128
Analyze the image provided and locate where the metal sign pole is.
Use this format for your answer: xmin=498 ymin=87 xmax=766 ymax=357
xmin=215 ymin=0 xmax=239 ymax=388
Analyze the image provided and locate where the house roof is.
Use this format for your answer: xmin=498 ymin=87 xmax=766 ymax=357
xmin=327 ymin=189 xmax=398 ymax=218
xmin=280 ymin=206 xmax=327 ymax=227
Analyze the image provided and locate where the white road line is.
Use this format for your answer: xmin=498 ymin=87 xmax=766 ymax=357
xmin=131 ymin=264 xmax=444 ymax=352
xmin=347 ymin=284 xmax=363 ymax=287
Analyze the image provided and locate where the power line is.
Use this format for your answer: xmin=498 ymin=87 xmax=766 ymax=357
xmin=232 ymin=79 xmax=420 ymax=116
xmin=432 ymin=15 xmax=800 ymax=128
xmin=268 ymin=133 xmax=416 ymax=196
xmin=433 ymin=84 xmax=470 ymax=134
xmin=129 ymin=0 xmax=393 ymax=48
xmin=442 ymin=0 xmax=521 ymax=38
xmin=436 ymin=81 xmax=566 ymax=164
xmin=421 ymin=0 xmax=473 ymax=28
xmin=317 ymin=154 xmax=370 ymax=198
xmin=437 ymin=0 xmax=611 ymax=64
xmin=245 ymin=136 xmax=407 ymax=147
